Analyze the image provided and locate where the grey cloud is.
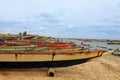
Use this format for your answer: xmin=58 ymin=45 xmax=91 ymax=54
xmin=34 ymin=13 xmax=61 ymax=24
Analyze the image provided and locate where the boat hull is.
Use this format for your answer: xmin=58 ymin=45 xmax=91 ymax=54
xmin=0 ymin=49 xmax=104 ymax=68
xmin=0 ymin=57 xmax=94 ymax=68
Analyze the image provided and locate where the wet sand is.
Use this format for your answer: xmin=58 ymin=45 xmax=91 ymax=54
xmin=0 ymin=55 xmax=120 ymax=80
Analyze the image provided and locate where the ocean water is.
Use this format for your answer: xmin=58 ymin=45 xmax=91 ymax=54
xmin=61 ymin=38 xmax=120 ymax=54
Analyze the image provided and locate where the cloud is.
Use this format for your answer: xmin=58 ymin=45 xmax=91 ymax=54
xmin=0 ymin=0 xmax=120 ymax=39
xmin=0 ymin=12 xmax=120 ymax=39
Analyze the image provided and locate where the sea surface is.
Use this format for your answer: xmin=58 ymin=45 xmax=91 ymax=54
xmin=61 ymin=38 xmax=120 ymax=55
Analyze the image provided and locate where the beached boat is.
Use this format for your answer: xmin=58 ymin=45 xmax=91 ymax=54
xmin=35 ymin=42 xmax=76 ymax=48
xmin=0 ymin=46 xmax=118 ymax=76
xmin=0 ymin=41 xmax=32 ymax=46
xmin=0 ymin=43 xmax=77 ymax=51
xmin=0 ymin=41 xmax=76 ymax=49
xmin=0 ymin=46 xmax=47 ymax=51
xmin=107 ymin=42 xmax=120 ymax=45
xmin=0 ymin=48 xmax=105 ymax=68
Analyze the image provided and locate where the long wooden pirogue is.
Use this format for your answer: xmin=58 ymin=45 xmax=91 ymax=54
xmin=0 ymin=44 xmax=118 ymax=76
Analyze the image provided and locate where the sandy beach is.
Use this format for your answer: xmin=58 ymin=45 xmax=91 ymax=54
xmin=0 ymin=55 xmax=119 ymax=80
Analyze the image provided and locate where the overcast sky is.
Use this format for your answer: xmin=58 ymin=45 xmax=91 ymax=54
xmin=0 ymin=0 xmax=120 ymax=39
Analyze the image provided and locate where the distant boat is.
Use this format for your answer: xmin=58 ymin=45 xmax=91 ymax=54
xmin=107 ymin=42 xmax=120 ymax=45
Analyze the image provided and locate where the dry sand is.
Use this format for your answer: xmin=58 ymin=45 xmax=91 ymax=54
xmin=0 ymin=55 xmax=119 ymax=80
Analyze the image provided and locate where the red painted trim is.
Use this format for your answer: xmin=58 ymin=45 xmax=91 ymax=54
xmin=87 ymin=58 xmax=93 ymax=62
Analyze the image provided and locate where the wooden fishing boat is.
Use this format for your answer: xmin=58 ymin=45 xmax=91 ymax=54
xmin=0 ymin=46 xmax=118 ymax=76
xmin=0 ymin=41 xmax=31 ymax=46
xmin=35 ymin=42 xmax=76 ymax=49
xmin=0 ymin=41 xmax=76 ymax=49
xmin=107 ymin=42 xmax=120 ymax=45
xmin=0 ymin=44 xmax=79 ymax=51
xmin=0 ymin=49 xmax=105 ymax=68
xmin=0 ymin=42 xmax=5 ymax=45
xmin=0 ymin=46 xmax=47 ymax=51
